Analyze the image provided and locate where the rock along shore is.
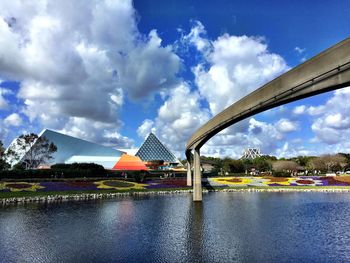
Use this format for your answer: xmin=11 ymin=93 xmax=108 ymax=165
xmin=2 ymin=188 xmax=350 ymax=205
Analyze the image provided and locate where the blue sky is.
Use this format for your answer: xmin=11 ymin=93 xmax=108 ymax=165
xmin=0 ymin=0 xmax=350 ymax=158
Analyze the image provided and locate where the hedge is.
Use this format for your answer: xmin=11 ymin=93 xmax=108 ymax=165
xmin=0 ymin=169 xmax=107 ymax=179
xmin=51 ymin=163 xmax=105 ymax=172
xmin=273 ymin=171 xmax=291 ymax=177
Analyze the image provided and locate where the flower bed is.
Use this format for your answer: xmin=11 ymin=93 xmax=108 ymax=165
xmin=40 ymin=182 xmax=98 ymax=191
xmin=0 ymin=182 xmax=45 ymax=192
xmin=145 ymin=179 xmax=189 ymax=189
xmin=318 ymin=177 xmax=350 ymax=186
xmin=2 ymin=176 xmax=350 ymax=193
xmin=94 ymin=180 xmax=147 ymax=190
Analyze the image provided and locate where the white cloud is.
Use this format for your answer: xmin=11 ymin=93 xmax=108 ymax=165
xmin=200 ymin=113 xmax=305 ymax=158
xmin=307 ymin=105 xmax=326 ymax=116
xmin=311 ymin=87 xmax=350 ymax=146
xmin=58 ymin=116 xmax=133 ymax=148
xmin=191 ymin=28 xmax=288 ymax=115
xmin=118 ymin=30 xmax=180 ymax=99
xmin=293 ymin=105 xmax=306 ymax=115
xmin=0 ymin=88 xmax=10 ymax=109
xmin=0 ymin=0 xmax=180 ymax=147
xmin=4 ymin=113 xmax=22 ymax=127
xmin=294 ymin=46 xmax=305 ymax=54
xmin=139 ymin=22 xmax=290 ymax=158
xmin=137 ymin=82 xmax=210 ymax=157
xmin=294 ymin=46 xmax=307 ymax=63
xmin=292 ymin=104 xmax=326 ymax=116
xmin=137 ymin=119 xmax=156 ymax=139
xmin=324 ymin=113 xmax=350 ymax=129
xmin=102 ymin=130 xmax=134 ymax=149
xmin=276 ymin=118 xmax=299 ymax=133
xmin=182 ymin=20 xmax=211 ymax=55
xmin=275 ymin=142 xmax=314 ymax=158
xmin=184 ymin=22 xmax=288 ymax=157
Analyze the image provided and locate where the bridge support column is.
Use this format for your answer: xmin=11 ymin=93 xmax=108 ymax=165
xmin=187 ymin=160 xmax=192 ymax=186
xmin=193 ymin=148 xmax=202 ymax=202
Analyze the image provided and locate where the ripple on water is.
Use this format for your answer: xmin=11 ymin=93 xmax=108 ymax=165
xmin=1 ymin=193 xmax=350 ymax=262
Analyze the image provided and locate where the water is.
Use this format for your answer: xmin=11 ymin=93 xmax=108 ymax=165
xmin=1 ymin=192 xmax=350 ymax=262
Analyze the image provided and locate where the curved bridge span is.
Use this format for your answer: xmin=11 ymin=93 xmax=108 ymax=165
xmin=186 ymin=37 xmax=350 ymax=201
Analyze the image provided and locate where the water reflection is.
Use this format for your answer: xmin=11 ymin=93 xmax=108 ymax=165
xmin=186 ymin=202 xmax=204 ymax=263
xmin=1 ymin=193 xmax=350 ymax=262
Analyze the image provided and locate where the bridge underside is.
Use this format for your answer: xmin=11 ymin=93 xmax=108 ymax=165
xmin=185 ymin=37 xmax=350 ymax=201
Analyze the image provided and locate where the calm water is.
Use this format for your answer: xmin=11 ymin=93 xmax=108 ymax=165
xmin=1 ymin=192 xmax=350 ymax=262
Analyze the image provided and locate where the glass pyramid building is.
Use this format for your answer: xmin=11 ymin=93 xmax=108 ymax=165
xmin=135 ymin=133 xmax=178 ymax=163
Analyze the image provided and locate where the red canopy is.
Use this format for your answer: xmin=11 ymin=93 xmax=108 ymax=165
xmin=112 ymin=154 xmax=148 ymax=171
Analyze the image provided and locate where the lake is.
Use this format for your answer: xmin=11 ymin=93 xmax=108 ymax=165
xmin=1 ymin=192 xmax=350 ymax=262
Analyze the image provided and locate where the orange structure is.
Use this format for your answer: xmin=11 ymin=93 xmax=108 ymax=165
xmin=112 ymin=154 xmax=148 ymax=171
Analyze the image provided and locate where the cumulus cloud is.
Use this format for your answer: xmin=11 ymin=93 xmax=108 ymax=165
xmin=181 ymin=21 xmax=288 ymax=157
xmin=0 ymin=0 xmax=180 ymax=146
xmin=200 ymin=117 xmax=293 ymax=158
xmin=137 ymin=83 xmax=210 ymax=157
xmin=276 ymin=118 xmax=299 ymax=133
xmin=138 ymin=21 xmax=290 ymax=158
xmin=137 ymin=119 xmax=156 ymax=139
xmin=0 ymin=88 xmax=11 ymax=109
xmin=4 ymin=113 xmax=22 ymax=127
xmin=117 ymin=29 xmax=180 ymax=99
xmin=181 ymin=20 xmax=211 ymax=55
xmin=275 ymin=142 xmax=315 ymax=158
xmin=292 ymin=104 xmax=325 ymax=116
xmin=102 ymin=131 xmax=134 ymax=149
xmin=311 ymin=87 xmax=350 ymax=145
xmin=307 ymin=105 xmax=326 ymax=116
xmin=191 ymin=27 xmax=288 ymax=115
xmin=293 ymin=105 xmax=306 ymax=115
xmin=0 ymin=112 xmax=23 ymax=145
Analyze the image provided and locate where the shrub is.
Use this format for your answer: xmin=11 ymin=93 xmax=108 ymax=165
xmin=273 ymin=171 xmax=291 ymax=177
xmin=51 ymin=162 xmax=105 ymax=172
xmin=0 ymin=162 xmax=107 ymax=179
xmin=12 ymin=163 xmax=25 ymax=170
xmin=129 ymin=171 xmax=148 ymax=183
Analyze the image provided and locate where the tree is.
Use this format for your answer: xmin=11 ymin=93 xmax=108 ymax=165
xmin=308 ymin=154 xmax=348 ymax=173
xmin=229 ymin=159 xmax=245 ymax=173
xmin=252 ymin=156 xmax=272 ymax=172
xmin=293 ymin=155 xmax=314 ymax=167
xmin=0 ymin=140 xmax=10 ymax=170
xmin=222 ymin=157 xmax=233 ymax=174
xmin=308 ymin=157 xmax=327 ymax=172
xmin=7 ymin=133 xmax=57 ymax=169
xmin=339 ymin=153 xmax=350 ymax=169
xmin=272 ymin=160 xmax=299 ymax=172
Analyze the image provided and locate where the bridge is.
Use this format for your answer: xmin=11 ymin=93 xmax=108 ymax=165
xmin=185 ymin=37 xmax=350 ymax=201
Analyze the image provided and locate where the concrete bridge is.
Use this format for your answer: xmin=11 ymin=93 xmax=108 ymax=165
xmin=185 ymin=37 xmax=350 ymax=201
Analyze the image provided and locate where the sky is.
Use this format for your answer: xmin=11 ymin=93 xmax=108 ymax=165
xmin=0 ymin=0 xmax=350 ymax=159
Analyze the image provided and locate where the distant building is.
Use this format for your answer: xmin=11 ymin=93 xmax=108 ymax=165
xmin=241 ymin=148 xmax=262 ymax=159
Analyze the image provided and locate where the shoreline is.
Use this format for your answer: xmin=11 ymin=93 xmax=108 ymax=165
xmin=2 ymin=187 xmax=350 ymax=205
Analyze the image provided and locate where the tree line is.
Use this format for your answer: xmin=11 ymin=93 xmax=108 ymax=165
xmin=196 ymin=153 xmax=350 ymax=175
